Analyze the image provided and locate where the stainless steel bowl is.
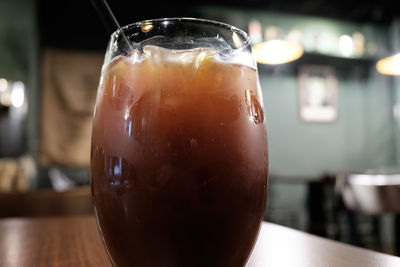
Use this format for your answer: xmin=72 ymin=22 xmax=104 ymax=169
xmin=337 ymin=172 xmax=400 ymax=214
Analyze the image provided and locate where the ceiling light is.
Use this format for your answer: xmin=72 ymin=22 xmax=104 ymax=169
xmin=0 ymin=91 xmax=11 ymax=107
xmin=11 ymin=81 xmax=25 ymax=108
xmin=252 ymin=39 xmax=304 ymax=65
xmin=376 ymin=53 xmax=400 ymax=76
xmin=0 ymin=78 xmax=7 ymax=92
xmin=339 ymin=35 xmax=353 ymax=57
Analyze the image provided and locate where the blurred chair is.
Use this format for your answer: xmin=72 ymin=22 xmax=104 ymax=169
xmin=0 ymin=186 xmax=93 ymax=218
xmin=337 ymin=172 xmax=400 ymax=214
xmin=336 ymin=172 xmax=400 ymax=255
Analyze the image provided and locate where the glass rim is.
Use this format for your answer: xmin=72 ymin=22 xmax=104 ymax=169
xmin=111 ymin=17 xmax=251 ymax=51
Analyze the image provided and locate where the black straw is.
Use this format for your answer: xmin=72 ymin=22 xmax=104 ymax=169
xmin=90 ymin=0 xmax=132 ymax=50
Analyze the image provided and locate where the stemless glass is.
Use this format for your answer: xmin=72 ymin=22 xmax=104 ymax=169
xmin=91 ymin=18 xmax=268 ymax=267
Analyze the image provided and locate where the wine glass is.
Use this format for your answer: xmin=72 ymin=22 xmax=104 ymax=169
xmin=91 ymin=18 xmax=268 ymax=267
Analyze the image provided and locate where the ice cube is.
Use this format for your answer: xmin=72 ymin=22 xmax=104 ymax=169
xmin=142 ymin=45 xmax=217 ymax=66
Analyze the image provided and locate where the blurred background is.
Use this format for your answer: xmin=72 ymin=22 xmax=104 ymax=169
xmin=1 ymin=0 xmax=400 ymax=256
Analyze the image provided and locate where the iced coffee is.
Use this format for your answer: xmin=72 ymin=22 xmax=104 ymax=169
xmin=91 ymin=19 xmax=268 ymax=267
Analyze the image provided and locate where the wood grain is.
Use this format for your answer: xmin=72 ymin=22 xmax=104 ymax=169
xmin=0 ymin=216 xmax=110 ymax=267
xmin=0 ymin=216 xmax=399 ymax=267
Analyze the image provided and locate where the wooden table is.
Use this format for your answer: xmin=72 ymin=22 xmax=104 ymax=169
xmin=1 ymin=216 xmax=399 ymax=267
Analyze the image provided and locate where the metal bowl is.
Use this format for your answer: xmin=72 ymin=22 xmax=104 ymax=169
xmin=337 ymin=172 xmax=400 ymax=215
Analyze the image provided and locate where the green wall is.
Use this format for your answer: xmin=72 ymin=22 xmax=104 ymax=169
xmin=198 ymin=5 xmax=397 ymax=178
xmin=262 ymin=65 xmax=395 ymax=177
xmin=0 ymin=0 xmax=36 ymax=81
xmin=0 ymin=0 xmax=39 ymax=158
xmin=1 ymin=2 xmax=398 ymax=179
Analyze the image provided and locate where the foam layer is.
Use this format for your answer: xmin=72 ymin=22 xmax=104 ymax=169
xmin=107 ymin=42 xmax=255 ymax=71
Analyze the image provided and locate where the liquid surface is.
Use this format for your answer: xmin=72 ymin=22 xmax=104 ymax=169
xmin=91 ymin=46 xmax=268 ymax=267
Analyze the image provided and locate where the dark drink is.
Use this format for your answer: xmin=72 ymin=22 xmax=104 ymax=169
xmin=91 ymin=19 xmax=268 ymax=267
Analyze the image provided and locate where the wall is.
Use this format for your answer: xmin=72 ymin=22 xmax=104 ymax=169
xmin=2 ymin=2 xmax=396 ymax=177
xmin=0 ymin=0 xmax=36 ymax=81
xmin=198 ymin=6 xmax=397 ymax=178
xmin=391 ymin=19 xmax=400 ymax=165
xmin=0 ymin=0 xmax=39 ymax=158
xmin=262 ymin=59 xmax=395 ymax=177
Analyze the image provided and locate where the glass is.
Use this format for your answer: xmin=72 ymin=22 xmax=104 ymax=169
xmin=91 ymin=18 xmax=268 ymax=267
